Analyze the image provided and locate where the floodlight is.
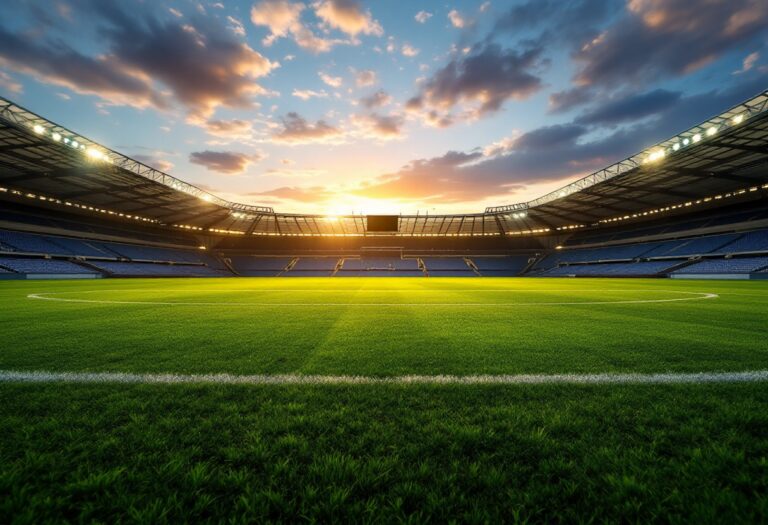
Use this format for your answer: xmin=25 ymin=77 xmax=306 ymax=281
xmin=692 ymin=133 xmax=701 ymax=143
xmin=51 ymin=132 xmax=61 ymax=142
xmin=86 ymin=148 xmax=104 ymax=160
xmin=706 ymin=126 xmax=717 ymax=137
xmin=732 ymin=114 xmax=744 ymax=125
xmin=682 ymin=138 xmax=690 ymax=146
xmin=71 ymin=140 xmax=79 ymax=148
xmin=672 ymin=143 xmax=680 ymax=151
xmin=33 ymin=124 xmax=45 ymax=134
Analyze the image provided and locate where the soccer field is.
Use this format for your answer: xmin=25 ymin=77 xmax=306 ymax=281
xmin=2 ymin=277 xmax=768 ymax=522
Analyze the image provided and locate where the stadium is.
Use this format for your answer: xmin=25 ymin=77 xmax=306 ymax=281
xmin=2 ymin=1 xmax=768 ymax=522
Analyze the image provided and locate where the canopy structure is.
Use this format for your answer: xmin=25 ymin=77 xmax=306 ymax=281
xmin=1 ymin=90 xmax=767 ymax=236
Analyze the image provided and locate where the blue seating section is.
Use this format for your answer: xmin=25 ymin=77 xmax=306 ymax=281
xmin=472 ymin=256 xmax=530 ymax=276
xmin=537 ymin=229 xmax=768 ymax=273
xmin=719 ymin=230 xmax=768 ymax=253
xmin=0 ymin=228 xmax=208 ymax=263
xmin=94 ymin=242 xmax=204 ymax=262
xmin=543 ymin=260 xmax=682 ymax=277
xmin=292 ymin=258 xmax=340 ymax=271
xmin=336 ymin=270 xmax=424 ymax=277
xmin=672 ymin=257 xmax=768 ymax=274
xmin=421 ymin=258 xmax=469 ymax=271
xmin=342 ymin=258 xmax=419 ymax=270
xmin=228 ymin=257 xmax=292 ymax=276
xmin=667 ymin=233 xmax=741 ymax=255
xmin=0 ymin=230 xmax=67 ymax=254
xmin=88 ymin=261 xmax=226 ymax=277
xmin=283 ymin=270 xmax=333 ymax=277
xmin=0 ymin=257 xmax=98 ymax=274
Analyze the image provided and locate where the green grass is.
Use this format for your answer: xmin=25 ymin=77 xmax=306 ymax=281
xmin=1 ymin=277 xmax=766 ymax=375
xmin=2 ymin=384 xmax=768 ymax=523
xmin=1 ymin=277 xmax=768 ymax=522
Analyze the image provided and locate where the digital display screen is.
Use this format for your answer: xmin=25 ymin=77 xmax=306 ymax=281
xmin=366 ymin=215 xmax=399 ymax=232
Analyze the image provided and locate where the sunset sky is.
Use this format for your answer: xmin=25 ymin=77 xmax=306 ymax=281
xmin=1 ymin=0 xmax=767 ymax=214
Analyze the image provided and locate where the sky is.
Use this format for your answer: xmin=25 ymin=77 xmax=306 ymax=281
xmin=1 ymin=0 xmax=767 ymax=215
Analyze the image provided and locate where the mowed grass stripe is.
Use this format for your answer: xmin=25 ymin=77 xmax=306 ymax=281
xmin=2 ymin=369 xmax=767 ymax=385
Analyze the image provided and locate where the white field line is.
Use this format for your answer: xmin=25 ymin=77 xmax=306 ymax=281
xmin=26 ymin=291 xmax=719 ymax=307
xmin=1 ymin=369 xmax=766 ymax=385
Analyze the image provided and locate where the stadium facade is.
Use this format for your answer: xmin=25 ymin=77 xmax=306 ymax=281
xmin=0 ymin=90 xmax=767 ymax=279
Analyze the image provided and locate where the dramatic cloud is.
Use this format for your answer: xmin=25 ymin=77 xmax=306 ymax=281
xmin=189 ymin=150 xmax=260 ymax=174
xmin=353 ymin=112 xmax=405 ymax=140
xmin=408 ymin=43 xmax=544 ymax=123
xmin=250 ymin=0 xmax=339 ymax=53
xmin=548 ymin=86 xmax=595 ymax=113
xmin=414 ymin=11 xmax=432 ymax=24
xmin=494 ymin=0 xmax=616 ymax=44
xmin=575 ymin=88 xmax=682 ymax=125
xmin=573 ymin=0 xmax=768 ymax=87
xmin=319 ymin=72 xmax=343 ymax=87
xmin=315 ymin=0 xmax=383 ymax=37
xmin=271 ymin=112 xmax=344 ymax=144
xmin=358 ymin=77 xmax=768 ymax=206
xmin=0 ymin=3 xmax=278 ymax=117
xmin=359 ymin=89 xmax=392 ymax=109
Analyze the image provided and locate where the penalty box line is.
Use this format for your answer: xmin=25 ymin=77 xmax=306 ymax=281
xmin=1 ymin=369 xmax=766 ymax=386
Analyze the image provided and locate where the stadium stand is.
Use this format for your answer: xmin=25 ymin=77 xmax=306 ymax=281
xmin=1 ymin=90 xmax=768 ymax=280
xmin=283 ymin=257 xmax=339 ymax=277
xmin=227 ymin=256 xmax=292 ymax=276
xmin=336 ymin=257 xmax=424 ymax=276
xmin=87 ymin=261 xmax=226 ymax=277
xmin=472 ymin=256 xmax=530 ymax=276
xmin=0 ymin=257 xmax=98 ymax=275
xmin=671 ymin=257 xmax=768 ymax=275
xmin=420 ymin=258 xmax=474 ymax=277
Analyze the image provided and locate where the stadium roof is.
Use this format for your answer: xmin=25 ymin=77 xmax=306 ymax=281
xmin=0 ymin=90 xmax=767 ymax=236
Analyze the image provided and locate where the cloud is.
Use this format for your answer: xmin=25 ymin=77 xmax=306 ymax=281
xmin=352 ymin=112 xmax=405 ymax=140
xmin=250 ymin=185 xmax=334 ymax=202
xmin=354 ymin=69 xmax=377 ymax=87
xmin=271 ymin=112 xmax=344 ymax=144
xmin=0 ymin=3 xmax=278 ymax=118
xmin=575 ymin=88 xmax=682 ymax=126
xmin=227 ymin=15 xmax=246 ymax=36
xmin=319 ymin=71 xmax=343 ymax=87
xmin=572 ymin=0 xmax=768 ymax=87
xmin=250 ymin=0 xmax=339 ymax=53
xmin=359 ymin=89 xmax=392 ymax=109
xmin=292 ymin=88 xmax=329 ymax=100
xmin=0 ymin=70 xmax=22 ymax=94
xmin=494 ymin=0 xmax=615 ymax=44
xmin=401 ymin=44 xmax=419 ymax=57
xmin=358 ymin=76 xmax=768 ymax=207
xmin=415 ymin=11 xmax=432 ymax=23
xmin=407 ymin=42 xmax=544 ymax=123
xmin=548 ymin=86 xmax=595 ymax=113
xmin=132 ymin=154 xmax=175 ymax=173
xmin=314 ymin=0 xmax=383 ymax=37
xmin=198 ymin=118 xmax=254 ymax=139
xmin=447 ymin=9 xmax=466 ymax=28
xmin=734 ymin=51 xmax=760 ymax=74
xmin=189 ymin=150 xmax=261 ymax=174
